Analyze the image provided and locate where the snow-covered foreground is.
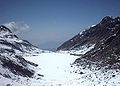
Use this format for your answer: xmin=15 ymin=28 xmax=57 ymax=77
xmin=24 ymin=52 xmax=80 ymax=86
xmin=1 ymin=52 xmax=120 ymax=86
xmin=0 ymin=52 xmax=120 ymax=86
xmin=24 ymin=52 xmax=120 ymax=86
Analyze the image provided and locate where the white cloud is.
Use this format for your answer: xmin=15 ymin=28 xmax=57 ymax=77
xmin=3 ymin=21 xmax=31 ymax=34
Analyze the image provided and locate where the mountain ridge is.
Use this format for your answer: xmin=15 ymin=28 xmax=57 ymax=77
xmin=58 ymin=16 xmax=120 ymax=69
xmin=0 ymin=25 xmax=39 ymax=78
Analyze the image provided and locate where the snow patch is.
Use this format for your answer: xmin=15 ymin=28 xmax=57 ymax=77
xmin=58 ymin=44 xmax=96 ymax=55
xmin=70 ymin=44 xmax=95 ymax=55
xmin=91 ymin=24 xmax=96 ymax=27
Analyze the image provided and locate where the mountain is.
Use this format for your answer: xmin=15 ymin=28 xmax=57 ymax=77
xmin=1 ymin=18 xmax=120 ymax=85
xmin=0 ymin=25 xmax=40 ymax=80
xmin=57 ymin=16 xmax=120 ymax=69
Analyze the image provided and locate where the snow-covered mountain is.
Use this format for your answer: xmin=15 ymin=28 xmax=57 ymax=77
xmin=0 ymin=25 xmax=42 ymax=85
xmin=0 ymin=25 xmax=41 ymax=54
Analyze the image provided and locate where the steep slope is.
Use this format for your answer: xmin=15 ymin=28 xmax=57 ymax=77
xmin=58 ymin=16 xmax=120 ymax=69
xmin=0 ymin=25 xmax=39 ymax=80
xmin=0 ymin=25 xmax=40 ymax=55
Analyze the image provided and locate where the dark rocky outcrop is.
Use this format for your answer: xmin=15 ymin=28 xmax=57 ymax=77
xmin=58 ymin=16 xmax=120 ymax=69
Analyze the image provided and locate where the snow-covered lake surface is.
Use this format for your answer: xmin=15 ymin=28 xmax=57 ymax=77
xmin=24 ymin=52 xmax=80 ymax=85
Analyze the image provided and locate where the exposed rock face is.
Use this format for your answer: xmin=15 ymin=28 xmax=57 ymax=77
xmin=0 ymin=25 xmax=38 ymax=78
xmin=58 ymin=16 xmax=120 ymax=69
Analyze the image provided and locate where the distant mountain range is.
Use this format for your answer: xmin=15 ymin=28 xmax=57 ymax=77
xmin=58 ymin=16 xmax=120 ymax=69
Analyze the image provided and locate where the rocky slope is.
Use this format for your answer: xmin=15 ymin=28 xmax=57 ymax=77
xmin=58 ymin=16 xmax=120 ymax=69
xmin=0 ymin=25 xmax=39 ymax=79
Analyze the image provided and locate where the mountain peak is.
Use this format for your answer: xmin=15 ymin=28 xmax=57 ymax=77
xmin=0 ymin=25 xmax=12 ymax=33
xmin=102 ymin=16 xmax=113 ymax=20
xmin=100 ymin=16 xmax=120 ymax=25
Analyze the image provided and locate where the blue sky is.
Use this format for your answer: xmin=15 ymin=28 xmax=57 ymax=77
xmin=0 ymin=0 xmax=120 ymax=49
